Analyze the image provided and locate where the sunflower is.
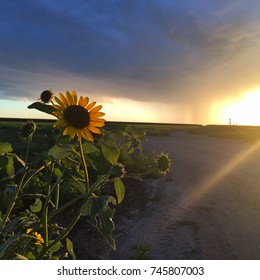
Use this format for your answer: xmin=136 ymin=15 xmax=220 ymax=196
xmin=26 ymin=228 xmax=44 ymax=246
xmin=40 ymin=89 xmax=54 ymax=103
xmin=52 ymin=90 xmax=105 ymax=141
xmin=21 ymin=120 xmax=37 ymax=138
xmin=156 ymin=151 xmax=171 ymax=176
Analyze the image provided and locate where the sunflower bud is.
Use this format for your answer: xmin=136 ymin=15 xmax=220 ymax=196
xmin=21 ymin=121 xmax=37 ymax=139
xmin=156 ymin=152 xmax=171 ymax=176
xmin=110 ymin=163 xmax=126 ymax=178
xmin=40 ymin=89 xmax=53 ymax=103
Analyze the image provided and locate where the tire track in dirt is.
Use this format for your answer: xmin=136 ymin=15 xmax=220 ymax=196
xmin=111 ymin=174 xmax=204 ymax=259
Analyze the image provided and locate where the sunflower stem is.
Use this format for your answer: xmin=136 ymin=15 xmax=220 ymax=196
xmin=55 ymin=182 xmax=60 ymax=210
xmin=41 ymin=129 xmax=62 ymax=247
xmin=79 ymin=139 xmax=89 ymax=194
xmin=0 ymin=171 xmax=27 ymax=229
xmin=37 ymin=172 xmax=110 ymax=259
xmin=25 ymin=134 xmax=32 ymax=165
xmin=0 ymin=162 xmax=48 ymax=230
xmin=42 ymin=160 xmax=55 ymax=248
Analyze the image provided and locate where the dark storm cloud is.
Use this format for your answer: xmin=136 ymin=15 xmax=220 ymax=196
xmin=1 ymin=0 xmax=260 ymax=103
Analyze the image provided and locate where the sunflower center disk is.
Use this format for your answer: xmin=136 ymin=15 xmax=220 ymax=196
xmin=64 ymin=105 xmax=90 ymax=129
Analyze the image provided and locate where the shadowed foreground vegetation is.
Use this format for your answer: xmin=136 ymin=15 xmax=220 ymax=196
xmin=0 ymin=115 xmax=172 ymax=259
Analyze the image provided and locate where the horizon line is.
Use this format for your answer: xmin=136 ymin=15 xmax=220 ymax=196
xmin=1 ymin=117 xmax=260 ymax=128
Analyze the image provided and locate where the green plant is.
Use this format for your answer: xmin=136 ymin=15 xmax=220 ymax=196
xmin=0 ymin=90 xmax=171 ymax=260
xmin=130 ymin=242 xmax=152 ymax=260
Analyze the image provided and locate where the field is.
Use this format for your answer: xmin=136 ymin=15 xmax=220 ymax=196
xmin=2 ymin=118 xmax=260 ymax=144
xmin=0 ymin=118 xmax=200 ymax=157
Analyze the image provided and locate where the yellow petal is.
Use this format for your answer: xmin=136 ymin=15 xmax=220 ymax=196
xmin=71 ymin=90 xmax=77 ymax=104
xmin=52 ymin=110 xmax=63 ymax=118
xmin=81 ymin=128 xmax=94 ymax=142
xmin=59 ymin=92 xmax=69 ymax=107
xmin=63 ymin=126 xmax=76 ymax=139
xmin=53 ymin=118 xmax=67 ymax=128
xmin=90 ymin=111 xmax=105 ymax=118
xmin=88 ymin=125 xmax=101 ymax=134
xmin=79 ymin=96 xmax=89 ymax=107
xmin=89 ymin=105 xmax=102 ymax=114
xmin=95 ymin=118 xmax=105 ymax=122
xmin=86 ymin=101 xmax=96 ymax=110
xmin=26 ymin=228 xmax=32 ymax=234
xmin=66 ymin=91 xmax=74 ymax=105
xmin=78 ymin=96 xmax=83 ymax=106
xmin=52 ymin=104 xmax=63 ymax=111
xmin=54 ymin=96 xmax=66 ymax=110
xmin=89 ymin=120 xmax=105 ymax=127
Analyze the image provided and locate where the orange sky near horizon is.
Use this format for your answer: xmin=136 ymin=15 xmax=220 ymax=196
xmin=1 ymin=88 xmax=260 ymax=126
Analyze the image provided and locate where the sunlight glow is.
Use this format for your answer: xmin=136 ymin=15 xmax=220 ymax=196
xmin=180 ymin=139 xmax=260 ymax=208
xmin=220 ymin=89 xmax=260 ymax=125
xmin=0 ymin=99 xmax=54 ymax=119
xmin=102 ymin=97 xmax=161 ymax=122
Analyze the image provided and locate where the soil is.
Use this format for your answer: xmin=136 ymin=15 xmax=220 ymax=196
xmin=72 ymin=131 xmax=260 ymax=259
xmin=110 ymin=131 xmax=260 ymax=260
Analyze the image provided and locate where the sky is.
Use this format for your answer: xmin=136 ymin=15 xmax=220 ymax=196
xmin=1 ymin=0 xmax=260 ymax=124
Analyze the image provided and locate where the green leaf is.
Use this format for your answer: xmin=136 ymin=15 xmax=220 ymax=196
xmin=48 ymin=240 xmax=62 ymax=253
xmin=14 ymin=253 xmax=29 ymax=260
xmin=0 ymin=156 xmax=8 ymax=171
xmin=100 ymin=141 xmax=119 ymax=164
xmin=0 ymin=155 xmax=13 ymax=176
xmin=72 ymin=177 xmax=86 ymax=195
xmin=81 ymin=174 xmax=111 ymax=215
xmin=92 ymin=196 xmax=109 ymax=216
xmin=48 ymin=144 xmax=77 ymax=159
xmin=61 ymin=157 xmax=80 ymax=168
xmin=30 ymin=198 xmax=42 ymax=213
xmin=128 ymin=147 xmax=135 ymax=154
xmin=4 ymin=217 xmax=20 ymax=233
xmin=53 ymin=167 xmax=63 ymax=178
xmin=81 ymin=196 xmax=94 ymax=216
xmin=66 ymin=238 xmax=76 ymax=260
xmin=82 ymin=141 xmax=97 ymax=154
xmin=98 ymin=196 xmax=116 ymax=250
xmin=114 ymin=177 xmax=125 ymax=204
xmin=5 ymin=156 xmax=14 ymax=176
xmin=81 ymin=194 xmax=108 ymax=217
xmin=0 ymin=234 xmax=20 ymax=259
xmin=134 ymin=130 xmax=147 ymax=141
xmin=0 ymin=142 xmax=13 ymax=155
xmin=5 ymin=184 xmax=17 ymax=193
xmin=28 ymin=102 xmax=55 ymax=116
xmin=24 ymin=251 xmax=36 ymax=260
xmin=88 ymin=196 xmax=116 ymax=250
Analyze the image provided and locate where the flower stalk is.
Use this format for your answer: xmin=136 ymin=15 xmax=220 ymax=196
xmin=79 ymin=139 xmax=89 ymax=194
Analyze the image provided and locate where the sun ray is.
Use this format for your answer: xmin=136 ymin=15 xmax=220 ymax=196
xmin=180 ymin=139 xmax=260 ymax=208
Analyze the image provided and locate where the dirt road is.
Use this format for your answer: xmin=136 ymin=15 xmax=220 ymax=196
xmin=111 ymin=131 xmax=260 ymax=259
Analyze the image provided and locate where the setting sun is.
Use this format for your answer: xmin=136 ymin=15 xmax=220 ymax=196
xmin=221 ymin=89 xmax=260 ymax=126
